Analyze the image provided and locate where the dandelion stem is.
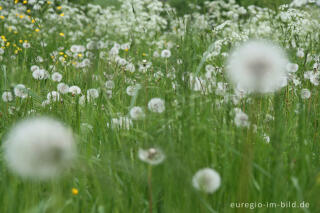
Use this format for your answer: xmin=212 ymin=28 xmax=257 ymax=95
xmin=148 ymin=165 xmax=153 ymax=213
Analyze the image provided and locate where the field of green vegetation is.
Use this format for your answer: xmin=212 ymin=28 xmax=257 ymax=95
xmin=0 ymin=0 xmax=320 ymax=212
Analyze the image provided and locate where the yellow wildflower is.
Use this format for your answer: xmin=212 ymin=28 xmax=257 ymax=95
xmin=71 ymin=188 xmax=79 ymax=195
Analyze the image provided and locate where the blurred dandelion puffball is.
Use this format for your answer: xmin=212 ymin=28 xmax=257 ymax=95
xmin=138 ymin=148 xmax=165 ymax=165
xmin=148 ymin=98 xmax=165 ymax=113
xmin=226 ymin=40 xmax=289 ymax=94
xmin=3 ymin=117 xmax=76 ymax=180
xmin=192 ymin=168 xmax=221 ymax=194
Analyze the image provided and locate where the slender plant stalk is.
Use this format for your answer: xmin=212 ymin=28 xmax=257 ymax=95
xmin=148 ymin=165 xmax=153 ymax=213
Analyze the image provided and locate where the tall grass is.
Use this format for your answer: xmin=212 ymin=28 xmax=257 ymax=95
xmin=0 ymin=0 xmax=320 ymax=213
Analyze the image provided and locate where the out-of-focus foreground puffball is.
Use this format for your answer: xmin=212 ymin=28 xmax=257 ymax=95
xmin=3 ymin=117 xmax=76 ymax=180
xmin=226 ymin=40 xmax=289 ymax=94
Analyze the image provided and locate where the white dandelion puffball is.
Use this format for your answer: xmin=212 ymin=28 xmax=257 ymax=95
xmin=52 ymin=72 xmax=63 ymax=82
xmin=14 ymin=84 xmax=28 ymax=98
xmin=2 ymin=91 xmax=13 ymax=102
xmin=87 ymin=89 xmax=99 ymax=100
xmin=105 ymin=80 xmax=115 ymax=89
xmin=301 ymin=88 xmax=311 ymax=99
xmin=69 ymin=85 xmax=81 ymax=95
xmin=57 ymin=83 xmax=69 ymax=94
xmin=130 ymin=106 xmax=145 ymax=120
xmin=138 ymin=148 xmax=165 ymax=165
xmin=30 ymin=65 xmax=39 ymax=72
xmin=192 ymin=168 xmax=221 ymax=194
xmin=126 ymin=84 xmax=141 ymax=96
xmin=161 ymin=49 xmax=171 ymax=58
xmin=125 ymin=63 xmax=136 ymax=73
xmin=291 ymin=0 xmax=308 ymax=7
xmin=148 ymin=98 xmax=165 ymax=113
xmin=3 ymin=117 xmax=76 ymax=179
xmin=286 ymin=63 xmax=299 ymax=73
xmin=226 ymin=40 xmax=289 ymax=94
xmin=234 ymin=110 xmax=250 ymax=127
xmin=32 ymin=69 xmax=45 ymax=80
xmin=47 ymin=91 xmax=60 ymax=102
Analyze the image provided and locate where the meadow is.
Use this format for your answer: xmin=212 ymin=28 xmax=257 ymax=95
xmin=0 ymin=0 xmax=320 ymax=212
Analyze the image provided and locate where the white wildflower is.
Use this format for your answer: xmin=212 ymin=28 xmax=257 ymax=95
xmin=111 ymin=116 xmax=132 ymax=130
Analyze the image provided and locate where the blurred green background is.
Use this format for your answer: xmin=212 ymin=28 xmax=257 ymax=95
xmin=69 ymin=0 xmax=292 ymax=14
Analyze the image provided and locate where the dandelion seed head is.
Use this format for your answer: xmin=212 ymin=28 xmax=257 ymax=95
xmin=234 ymin=110 xmax=250 ymax=127
xmin=32 ymin=69 xmax=45 ymax=80
xmin=286 ymin=63 xmax=299 ymax=73
xmin=226 ymin=40 xmax=289 ymax=94
xmin=138 ymin=148 xmax=165 ymax=165
xmin=14 ymin=84 xmax=28 ymax=99
xmin=2 ymin=91 xmax=13 ymax=102
xmin=69 ymin=85 xmax=81 ymax=95
xmin=87 ymin=88 xmax=99 ymax=100
xmin=57 ymin=83 xmax=69 ymax=94
xmin=301 ymin=88 xmax=311 ymax=99
xmin=105 ymin=80 xmax=115 ymax=89
xmin=47 ymin=91 xmax=60 ymax=102
xmin=161 ymin=49 xmax=171 ymax=58
xmin=126 ymin=84 xmax=141 ymax=96
xmin=3 ymin=117 xmax=76 ymax=180
xmin=52 ymin=72 xmax=63 ymax=82
xmin=130 ymin=106 xmax=145 ymax=120
xmin=192 ymin=168 xmax=221 ymax=194
xmin=30 ymin=65 xmax=39 ymax=72
xmin=148 ymin=98 xmax=165 ymax=113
